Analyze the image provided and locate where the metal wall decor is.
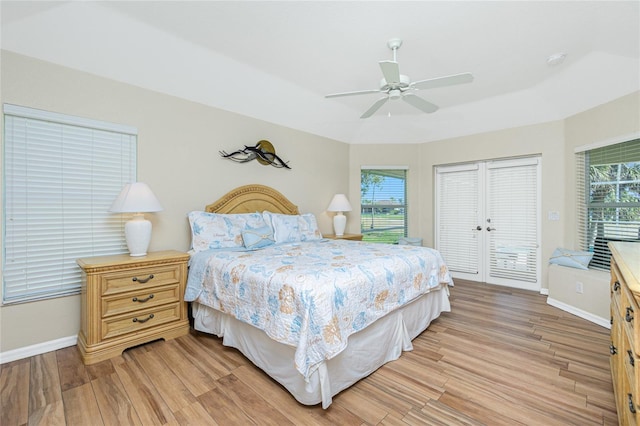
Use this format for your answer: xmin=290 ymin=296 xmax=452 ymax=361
xmin=220 ymin=140 xmax=291 ymax=169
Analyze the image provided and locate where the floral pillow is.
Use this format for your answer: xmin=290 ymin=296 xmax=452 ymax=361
xmin=263 ymin=211 xmax=322 ymax=244
xmin=188 ymin=211 xmax=266 ymax=252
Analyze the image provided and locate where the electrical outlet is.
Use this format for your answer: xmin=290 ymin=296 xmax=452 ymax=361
xmin=576 ymin=281 xmax=584 ymax=294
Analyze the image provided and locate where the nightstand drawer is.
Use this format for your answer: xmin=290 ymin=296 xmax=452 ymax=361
xmin=102 ymin=303 xmax=181 ymax=340
xmin=102 ymin=284 xmax=180 ymax=318
xmin=101 ymin=264 xmax=183 ymax=296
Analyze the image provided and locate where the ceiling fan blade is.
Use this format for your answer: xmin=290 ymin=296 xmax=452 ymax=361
xmin=325 ymin=89 xmax=381 ymax=98
xmin=360 ymin=97 xmax=389 ymax=119
xmin=379 ymin=60 xmax=401 ymax=85
xmin=402 ymin=94 xmax=439 ymax=113
xmin=411 ymin=72 xmax=474 ymax=91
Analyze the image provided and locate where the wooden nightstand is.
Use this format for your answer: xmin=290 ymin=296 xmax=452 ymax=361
xmin=76 ymin=250 xmax=190 ymax=365
xmin=324 ymin=233 xmax=363 ymax=241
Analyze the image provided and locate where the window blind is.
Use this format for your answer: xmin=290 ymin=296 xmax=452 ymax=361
xmin=3 ymin=104 xmax=137 ymax=303
xmin=360 ymin=169 xmax=407 ymax=244
xmin=577 ymin=138 xmax=640 ymax=270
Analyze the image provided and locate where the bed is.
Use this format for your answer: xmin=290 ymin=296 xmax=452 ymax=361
xmin=185 ymin=184 xmax=453 ymax=408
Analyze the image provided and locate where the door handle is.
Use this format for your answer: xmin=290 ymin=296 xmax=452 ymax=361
xmin=473 ymin=226 xmax=482 ymax=231
xmin=487 ymin=227 xmax=496 ymax=231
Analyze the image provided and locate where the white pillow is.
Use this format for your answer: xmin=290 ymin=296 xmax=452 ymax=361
xmin=188 ymin=211 xmax=266 ymax=252
xmin=263 ymin=211 xmax=322 ymax=243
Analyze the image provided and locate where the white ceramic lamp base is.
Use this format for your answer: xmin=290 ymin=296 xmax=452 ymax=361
xmin=125 ymin=213 xmax=152 ymax=256
xmin=333 ymin=212 xmax=347 ymax=236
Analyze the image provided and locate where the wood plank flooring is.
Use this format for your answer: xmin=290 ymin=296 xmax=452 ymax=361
xmin=1 ymin=280 xmax=618 ymax=425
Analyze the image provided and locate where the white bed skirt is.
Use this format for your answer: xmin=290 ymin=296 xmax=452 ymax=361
xmin=192 ymin=283 xmax=451 ymax=408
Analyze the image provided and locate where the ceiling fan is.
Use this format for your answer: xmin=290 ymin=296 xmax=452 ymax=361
xmin=325 ymin=38 xmax=474 ymax=119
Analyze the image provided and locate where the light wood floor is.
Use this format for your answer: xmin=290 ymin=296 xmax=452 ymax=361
xmin=1 ymin=280 xmax=618 ymax=425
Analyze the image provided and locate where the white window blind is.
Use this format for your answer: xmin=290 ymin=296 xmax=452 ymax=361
xmin=486 ymin=159 xmax=539 ymax=283
xmin=577 ymin=138 xmax=640 ymax=270
xmin=360 ymin=168 xmax=407 ymax=244
xmin=435 ymin=164 xmax=480 ymax=274
xmin=3 ymin=104 xmax=137 ymax=303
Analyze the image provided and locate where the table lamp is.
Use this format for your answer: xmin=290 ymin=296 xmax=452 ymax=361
xmin=109 ymin=182 xmax=163 ymax=256
xmin=327 ymin=194 xmax=352 ymax=236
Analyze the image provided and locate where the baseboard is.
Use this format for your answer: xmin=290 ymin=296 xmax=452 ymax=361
xmin=0 ymin=335 xmax=77 ymax=364
xmin=546 ymin=297 xmax=610 ymax=329
xmin=539 ymin=288 xmax=549 ymax=296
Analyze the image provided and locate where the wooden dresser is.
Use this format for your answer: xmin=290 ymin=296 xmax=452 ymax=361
xmin=610 ymin=242 xmax=640 ymax=425
xmin=77 ymin=250 xmax=190 ymax=365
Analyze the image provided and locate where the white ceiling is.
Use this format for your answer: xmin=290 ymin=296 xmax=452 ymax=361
xmin=1 ymin=1 xmax=639 ymax=144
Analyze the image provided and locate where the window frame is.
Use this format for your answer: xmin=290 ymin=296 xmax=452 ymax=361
xmin=576 ymin=136 xmax=640 ymax=270
xmin=360 ymin=167 xmax=408 ymax=244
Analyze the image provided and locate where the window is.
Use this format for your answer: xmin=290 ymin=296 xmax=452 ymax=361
xmin=360 ymin=168 xmax=407 ymax=244
xmin=576 ymin=138 xmax=640 ymax=270
xmin=3 ymin=104 xmax=136 ymax=303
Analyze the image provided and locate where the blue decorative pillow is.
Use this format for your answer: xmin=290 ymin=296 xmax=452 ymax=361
xmin=242 ymin=225 xmax=276 ymax=250
xmin=549 ymin=248 xmax=593 ymax=270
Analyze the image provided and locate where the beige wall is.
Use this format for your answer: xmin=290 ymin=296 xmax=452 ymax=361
xmin=350 ymin=92 xmax=639 ymax=297
xmin=351 ymin=121 xmax=566 ymax=290
xmin=1 ymin=48 xmax=638 ymax=356
xmin=0 ymin=51 xmax=349 ymax=353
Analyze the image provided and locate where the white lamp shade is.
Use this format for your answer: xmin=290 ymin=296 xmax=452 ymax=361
xmin=110 ymin=182 xmax=162 ymax=256
xmin=328 ymin=194 xmax=352 ymax=236
xmin=109 ymin=182 xmax=163 ymax=213
xmin=327 ymin=194 xmax=352 ymax=212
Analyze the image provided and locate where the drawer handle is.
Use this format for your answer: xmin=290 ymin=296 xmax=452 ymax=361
xmin=629 ymin=394 xmax=636 ymax=414
xmin=614 ymin=281 xmax=620 ymax=292
xmin=628 ymin=350 xmax=635 ymax=367
xmin=610 ymin=344 xmax=617 ymax=355
xmin=132 ymin=313 xmax=154 ymax=324
xmin=132 ymin=274 xmax=154 ymax=284
xmin=626 ymin=306 xmax=635 ymax=323
xmin=132 ymin=294 xmax=154 ymax=303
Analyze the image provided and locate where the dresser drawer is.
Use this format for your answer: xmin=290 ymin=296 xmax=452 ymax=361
xmin=100 ymin=263 xmax=183 ymax=296
xmin=612 ymin=260 xmax=626 ymax=318
xmin=622 ymin=375 xmax=639 ymax=426
xmin=101 ymin=303 xmax=181 ymax=340
xmin=101 ymin=284 xmax=180 ymax=318
xmin=622 ymin=283 xmax=640 ymax=356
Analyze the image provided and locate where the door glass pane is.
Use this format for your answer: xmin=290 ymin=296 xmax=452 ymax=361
xmin=435 ymin=166 xmax=480 ymax=274
xmin=487 ymin=161 xmax=539 ymax=283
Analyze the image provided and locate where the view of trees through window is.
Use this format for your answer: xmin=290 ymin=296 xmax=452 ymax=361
xmin=585 ymin=139 xmax=640 ymax=269
xmin=360 ymin=169 xmax=407 ymax=244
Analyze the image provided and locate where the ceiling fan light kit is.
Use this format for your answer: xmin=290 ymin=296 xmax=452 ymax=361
xmin=325 ymin=38 xmax=474 ymax=119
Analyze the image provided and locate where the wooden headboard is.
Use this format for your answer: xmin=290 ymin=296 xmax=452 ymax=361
xmin=205 ymin=184 xmax=300 ymax=215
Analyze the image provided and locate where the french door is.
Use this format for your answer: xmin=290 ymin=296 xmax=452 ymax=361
xmin=435 ymin=157 xmax=541 ymax=291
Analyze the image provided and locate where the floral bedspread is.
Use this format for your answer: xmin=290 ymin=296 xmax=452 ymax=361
xmin=185 ymin=239 xmax=453 ymax=380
